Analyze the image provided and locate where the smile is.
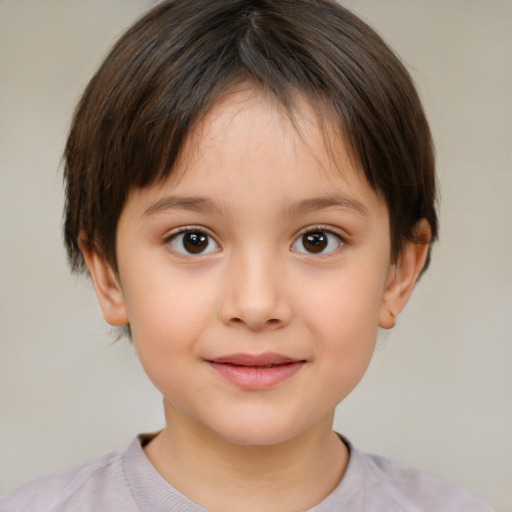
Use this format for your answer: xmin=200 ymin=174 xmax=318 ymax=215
xmin=206 ymin=353 xmax=306 ymax=390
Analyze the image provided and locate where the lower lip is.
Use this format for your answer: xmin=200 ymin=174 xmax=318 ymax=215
xmin=207 ymin=361 xmax=305 ymax=390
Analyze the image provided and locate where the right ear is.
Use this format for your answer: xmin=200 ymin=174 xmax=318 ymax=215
xmin=77 ymin=232 xmax=129 ymax=327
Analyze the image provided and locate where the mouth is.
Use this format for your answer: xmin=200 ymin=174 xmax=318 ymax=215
xmin=206 ymin=353 xmax=306 ymax=390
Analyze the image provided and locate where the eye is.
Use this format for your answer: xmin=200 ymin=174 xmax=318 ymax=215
xmin=291 ymin=229 xmax=343 ymax=255
xmin=168 ymin=229 xmax=220 ymax=255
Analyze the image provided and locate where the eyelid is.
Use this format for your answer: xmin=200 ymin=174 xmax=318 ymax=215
xmin=164 ymin=224 xmax=217 ymax=239
xmin=163 ymin=225 xmax=221 ymax=256
xmin=294 ymin=224 xmax=346 ymax=239
xmin=291 ymin=224 xmax=346 ymax=255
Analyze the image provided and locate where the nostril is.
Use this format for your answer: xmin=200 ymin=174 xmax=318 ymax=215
xmin=227 ymin=316 xmax=283 ymax=330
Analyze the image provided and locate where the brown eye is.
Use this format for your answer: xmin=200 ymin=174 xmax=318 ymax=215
xmin=292 ymin=229 xmax=343 ymax=255
xmin=183 ymin=232 xmax=208 ymax=253
xmin=169 ymin=230 xmax=219 ymax=255
xmin=302 ymin=232 xmax=328 ymax=253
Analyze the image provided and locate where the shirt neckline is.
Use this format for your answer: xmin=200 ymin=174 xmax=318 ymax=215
xmin=123 ymin=432 xmax=362 ymax=512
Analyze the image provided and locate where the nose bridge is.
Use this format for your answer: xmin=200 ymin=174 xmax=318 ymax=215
xmin=219 ymin=244 xmax=291 ymax=330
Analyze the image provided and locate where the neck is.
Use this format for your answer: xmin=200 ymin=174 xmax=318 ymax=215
xmin=144 ymin=402 xmax=349 ymax=512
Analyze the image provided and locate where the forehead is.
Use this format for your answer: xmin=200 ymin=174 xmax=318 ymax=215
xmin=127 ymin=85 xmax=387 ymax=222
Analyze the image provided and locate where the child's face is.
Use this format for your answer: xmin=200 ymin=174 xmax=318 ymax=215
xmin=86 ymin=86 xmax=418 ymax=446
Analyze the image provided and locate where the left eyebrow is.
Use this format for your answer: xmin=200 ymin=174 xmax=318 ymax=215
xmin=283 ymin=196 xmax=370 ymax=218
xmin=143 ymin=196 xmax=222 ymax=216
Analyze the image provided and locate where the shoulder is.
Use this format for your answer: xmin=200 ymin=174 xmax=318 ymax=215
xmin=349 ymin=444 xmax=493 ymax=512
xmin=0 ymin=446 xmax=136 ymax=512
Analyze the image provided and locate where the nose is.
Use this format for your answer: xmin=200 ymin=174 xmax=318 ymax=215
xmin=218 ymin=250 xmax=293 ymax=331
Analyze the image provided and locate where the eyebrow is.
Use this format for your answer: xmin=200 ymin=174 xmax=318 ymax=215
xmin=144 ymin=196 xmax=221 ymax=216
xmin=144 ymin=194 xmax=369 ymax=218
xmin=283 ymin=196 xmax=370 ymax=218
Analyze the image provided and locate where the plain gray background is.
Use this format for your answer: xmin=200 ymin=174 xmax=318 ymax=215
xmin=0 ymin=1 xmax=510 ymax=510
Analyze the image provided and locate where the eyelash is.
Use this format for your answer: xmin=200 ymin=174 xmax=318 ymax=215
xmin=164 ymin=226 xmax=220 ymax=257
xmin=291 ymin=225 xmax=345 ymax=256
xmin=164 ymin=225 xmax=345 ymax=257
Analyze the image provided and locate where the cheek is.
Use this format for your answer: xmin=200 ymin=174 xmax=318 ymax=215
xmin=122 ymin=269 xmax=216 ymax=369
xmin=301 ymin=266 xmax=386 ymax=383
xmin=304 ymin=267 xmax=386 ymax=339
xmin=128 ymin=289 xmax=214 ymax=403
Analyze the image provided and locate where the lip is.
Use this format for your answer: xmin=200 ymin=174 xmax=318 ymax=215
xmin=206 ymin=353 xmax=306 ymax=390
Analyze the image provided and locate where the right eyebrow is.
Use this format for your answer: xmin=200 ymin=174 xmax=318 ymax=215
xmin=143 ymin=196 xmax=222 ymax=217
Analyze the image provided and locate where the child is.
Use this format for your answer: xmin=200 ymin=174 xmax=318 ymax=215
xmin=1 ymin=0 xmax=493 ymax=510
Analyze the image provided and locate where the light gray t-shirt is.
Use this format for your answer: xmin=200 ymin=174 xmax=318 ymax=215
xmin=1 ymin=434 xmax=492 ymax=511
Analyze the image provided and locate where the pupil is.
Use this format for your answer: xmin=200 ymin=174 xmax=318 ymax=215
xmin=184 ymin=232 xmax=208 ymax=253
xmin=303 ymin=232 xmax=327 ymax=253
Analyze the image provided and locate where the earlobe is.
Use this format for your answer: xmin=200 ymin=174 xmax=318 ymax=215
xmin=379 ymin=219 xmax=431 ymax=329
xmin=77 ymin=232 xmax=129 ymax=327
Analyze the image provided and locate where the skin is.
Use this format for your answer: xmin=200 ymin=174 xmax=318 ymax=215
xmin=80 ymin=85 xmax=430 ymax=512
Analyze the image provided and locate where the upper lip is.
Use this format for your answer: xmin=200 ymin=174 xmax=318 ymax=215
xmin=206 ymin=353 xmax=304 ymax=366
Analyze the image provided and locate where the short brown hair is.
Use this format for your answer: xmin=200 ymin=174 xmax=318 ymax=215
xmin=64 ymin=0 xmax=438 ymax=272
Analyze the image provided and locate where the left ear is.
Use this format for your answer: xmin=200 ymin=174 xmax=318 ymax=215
xmin=379 ymin=219 xmax=431 ymax=329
